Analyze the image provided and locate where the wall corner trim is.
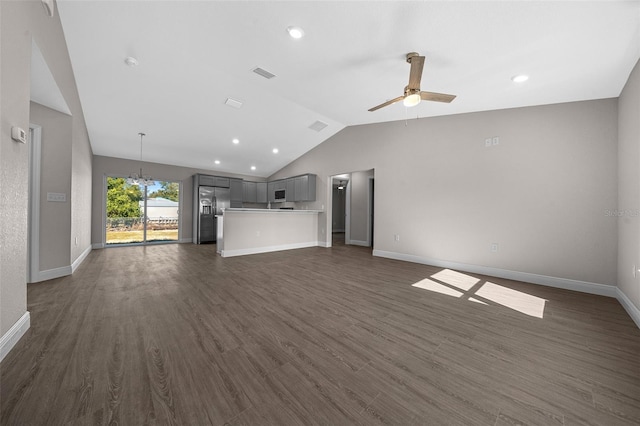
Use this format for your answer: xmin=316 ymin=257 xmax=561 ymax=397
xmin=373 ymin=250 xmax=619 ymax=299
xmin=616 ymin=288 xmax=640 ymax=329
xmin=71 ymin=245 xmax=92 ymax=273
xmin=0 ymin=312 xmax=31 ymax=363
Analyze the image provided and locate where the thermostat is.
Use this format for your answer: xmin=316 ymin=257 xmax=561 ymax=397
xmin=11 ymin=127 xmax=27 ymax=144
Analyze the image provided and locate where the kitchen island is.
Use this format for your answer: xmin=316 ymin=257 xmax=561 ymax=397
xmin=217 ymin=208 xmax=322 ymax=257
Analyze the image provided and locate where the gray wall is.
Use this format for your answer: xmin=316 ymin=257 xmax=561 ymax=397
xmin=92 ymin=155 xmax=262 ymax=245
xmin=618 ymin=58 xmax=640 ymax=312
xmin=349 ymin=169 xmax=374 ymax=245
xmin=30 ymin=102 xmax=72 ymax=271
xmin=271 ymin=99 xmax=619 ymax=287
xmin=1 ymin=0 xmax=92 ymax=336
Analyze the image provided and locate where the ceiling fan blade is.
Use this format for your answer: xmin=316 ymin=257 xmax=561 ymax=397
xmin=368 ymin=96 xmax=405 ymax=112
xmin=420 ymin=91 xmax=456 ymax=103
xmin=408 ymin=55 xmax=425 ymax=90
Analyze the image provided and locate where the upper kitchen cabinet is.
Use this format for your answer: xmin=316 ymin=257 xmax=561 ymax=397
xmin=286 ymin=178 xmax=295 ymax=201
xmin=294 ymin=174 xmax=316 ymax=201
xmin=230 ymin=178 xmax=243 ymax=207
xmin=243 ymin=181 xmax=257 ymax=203
xmin=256 ymin=182 xmax=268 ymax=203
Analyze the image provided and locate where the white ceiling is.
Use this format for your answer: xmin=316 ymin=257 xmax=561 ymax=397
xmin=57 ymin=1 xmax=640 ymax=178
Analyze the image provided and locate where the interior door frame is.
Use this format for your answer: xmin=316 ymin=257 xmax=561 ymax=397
xmin=28 ymin=125 xmax=42 ymax=283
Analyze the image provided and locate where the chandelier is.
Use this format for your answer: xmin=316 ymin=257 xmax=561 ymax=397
xmin=127 ymin=132 xmax=154 ymax=186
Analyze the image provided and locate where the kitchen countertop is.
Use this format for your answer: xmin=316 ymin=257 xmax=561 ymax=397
xmin=224 ymin=208 xmax=322 ymax=214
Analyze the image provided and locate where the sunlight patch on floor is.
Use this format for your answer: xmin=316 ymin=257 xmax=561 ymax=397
xmin=430 ymin=268 xmax=480 ymax=290
xmin=412 ymin=279 xmax=464 ymax=297
xmin=476 ymin=282 xmax=546 ymax=318
xmin=412 ymin=269 xmax=547 ymax=318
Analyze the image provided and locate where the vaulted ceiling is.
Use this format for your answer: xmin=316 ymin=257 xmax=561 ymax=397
xmin=57 ymin=1 xmax=640 ymax=177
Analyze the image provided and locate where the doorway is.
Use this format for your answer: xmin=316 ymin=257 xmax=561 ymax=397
xmin=328 ymin=169 xmax=374 ymax=248
xmin=105 ymin=177 xmax=181 ymax=245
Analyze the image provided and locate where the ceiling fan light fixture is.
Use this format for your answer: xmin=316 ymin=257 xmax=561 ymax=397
xmin=403 ymin=93 xmax=421 ymax=107
xmin=287 ymin=26 xmax=305 ymax=39
xmin=124 ymin=56 xmax=138 ymax=67
xmin=511 ymin=74 xmax=529 ymax=83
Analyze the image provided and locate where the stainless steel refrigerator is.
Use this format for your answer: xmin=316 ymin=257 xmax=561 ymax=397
xmin=195 ymin=186 xmax=230 ymax=244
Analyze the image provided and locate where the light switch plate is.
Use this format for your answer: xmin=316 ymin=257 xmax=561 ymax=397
xmin=47 ymin=192 xmax=66 ymax=202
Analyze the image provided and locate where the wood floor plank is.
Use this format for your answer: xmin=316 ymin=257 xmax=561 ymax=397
xmin=2 ymin=240 xmax=639 ymax=425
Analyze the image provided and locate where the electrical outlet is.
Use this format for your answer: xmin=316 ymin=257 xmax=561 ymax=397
xmin=492 ymin=136 xmax=500 ymax=145
xmin=394 ymin=234 xmax=400 ymax=242
xmin=490 ymin=243 xmax=499 ymax=252
xmin=75 ymin=237 xmax=78 ymax=246
xmin=485 ymin=138 xmax=492 ymax=147
xmin=256 ymin=230 xmax=261 ymax=237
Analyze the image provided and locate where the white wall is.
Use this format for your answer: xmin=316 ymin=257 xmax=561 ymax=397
xmin=271 ymin=99 xmax=619 ymax=288
xmin=618 ymin=58 xmax=640 ymax=316
xmin=1 ymin=1 xmax=93 ymax=343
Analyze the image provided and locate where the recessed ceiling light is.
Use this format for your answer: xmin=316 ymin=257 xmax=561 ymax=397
xmin=124 ymin=56 xmax=138 ymax=67
xmin=287 ymin=26 xmax=305 ymax=39
xmin=272 ymin=148 xmax=279 ymax=154
xmin=232 ymin=138 xmax=239 ymax=144
xmin=511 ymin=74 xmax=529 ymax=83
xmin=251 ymin=166 xmax=256 ymax=171
xmin=214 ymin=160 xmax=220 ymax=165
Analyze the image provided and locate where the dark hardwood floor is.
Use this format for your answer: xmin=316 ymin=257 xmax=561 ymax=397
xmin=1 ymin=242 xmax=639 ymax=425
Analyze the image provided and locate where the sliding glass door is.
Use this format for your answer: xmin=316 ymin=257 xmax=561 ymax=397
xmin=105 ymin=177 xmax=180 ymax=245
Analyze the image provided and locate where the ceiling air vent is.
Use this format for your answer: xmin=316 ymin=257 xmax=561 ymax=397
xmin=224 ymin=98 xmax=243 ymax=109
xmin=308 ymin=120 xmax=328 ymax=132
xmin=252 ymin=67 xmax=276 ymax=79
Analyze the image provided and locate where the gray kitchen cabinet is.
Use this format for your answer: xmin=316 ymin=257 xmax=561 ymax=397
xmin=294 ymin=176 xmax=306 ymax=201
xmin=230 ymin=178 xmax=243 ymax=207
xmin=267 ymin=181 xmax=276 ymax=203
xmin=286 ymin=178 xmax=295 ymax=201
xmin=256 ymin=182 xmax=267 ymax=203
xmin=197 ymin=174 xmax=215 ymax=186
xmin=214 ymin=177 xmax=230 ymax=188
xmin=243 ymin=181 xmax=257 ymax=203
xmin=294 ymin=174 xmax=316 ymax=201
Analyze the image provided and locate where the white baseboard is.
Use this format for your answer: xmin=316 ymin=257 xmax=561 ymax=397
xmin=0 ymin=312 xmax=30 ymax=363
xmin=71 ymin=245 xmax=92 ymax=273
xmin=349 ymin=239 xmax=371 ymax=247
xmin=373 ymin=250 xmax=618 ymax=298
xmin=318 ymin=240 xmax=331 ymax=248
xmin=616 ymin=288 xmax=640 ymax=329
xmin=92 ymin=242 xmax=104 ymax=249
xmin=33 ymin=265 xmax=72 ymax=283
xmin=222 ymin=241 xmax=321 ymax=258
